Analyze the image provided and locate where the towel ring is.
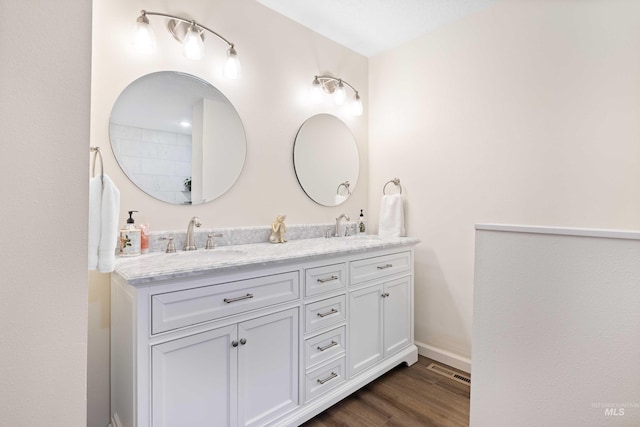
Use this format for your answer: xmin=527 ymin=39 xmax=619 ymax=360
xmin=382 ymin=178 xmax=402 ymax=195
xmin=336 ymin=181 xmax=351 ymax=196
xmin=90 ymin=146 xmax=104 ymax=183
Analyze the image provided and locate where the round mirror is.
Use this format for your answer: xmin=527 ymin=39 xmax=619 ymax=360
xmin=109 ymin=71 xmax=246 ymax=205
xmin=293 ymin=114 xmax=359 ymax=206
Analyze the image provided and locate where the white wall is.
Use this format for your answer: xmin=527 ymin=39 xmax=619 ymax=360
xmin=89 ymin=0 xmax=368 ymax=425
xmin=0 ymin=0 xmax=91 ymax=426
xmin=472 ymin=226 xmax=640 ymax=425
xmin=369 ymin=0 xmax=640 ymax=370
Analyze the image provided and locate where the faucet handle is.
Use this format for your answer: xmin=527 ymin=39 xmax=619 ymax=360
xmin=159 ymin=236 xmax=176 ymax=253
xmin=205 ymin=233 xmax=223 ymax=249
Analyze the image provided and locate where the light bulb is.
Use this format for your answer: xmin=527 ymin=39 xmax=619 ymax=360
xmin=352 ymin=93 xmax=363 ymax=116
xmin=224 ymin=46 xmax=241 ymax=79
xmin=183 ymin=23 xmax=204 ymax=60
xmin=132 ymin=13 xmax=156 ymax=55
xmin=334 ymin=80 xmax=346 ymax=105
xmin=310 ymin=77 xmax=323 ymax=105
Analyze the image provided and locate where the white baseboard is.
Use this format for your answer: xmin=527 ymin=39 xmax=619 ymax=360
xmin=415 ymin=341 xmax=471 ymax=374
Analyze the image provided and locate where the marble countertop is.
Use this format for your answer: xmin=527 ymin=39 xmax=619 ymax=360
xmin=114 ymin=235 xmax=420 ymax=285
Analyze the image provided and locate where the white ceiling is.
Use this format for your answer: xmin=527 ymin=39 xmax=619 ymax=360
xmin=256 ymin=0 xmax=500 ymax=57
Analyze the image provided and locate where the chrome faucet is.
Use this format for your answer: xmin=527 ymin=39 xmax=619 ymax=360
xmin=184 ymin=216 xmax=202 ymax=251
xmin=334 ymin=213 xmax=350 ymax=237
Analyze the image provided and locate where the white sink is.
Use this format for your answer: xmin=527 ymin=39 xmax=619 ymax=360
xmin=145 ymin=249 xmax=247 ymax=267
xmin=336 ymin=235 xmax=382 ymax=242
xmin=171 ymin=249 xmax=247 ymax=261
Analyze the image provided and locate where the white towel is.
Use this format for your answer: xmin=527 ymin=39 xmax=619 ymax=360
xmin=89 ymin=174 xmax=121 ymax=273
xmin=378 ymin=194 xmax=405 ymax=238
xmin=88 ymin=176 xmax=102 ymax=270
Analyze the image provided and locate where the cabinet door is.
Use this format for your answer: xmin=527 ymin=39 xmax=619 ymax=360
xmin=348 ymin=284 xmax=384 ymax=376
xmin=383 ymin=276 xmax=412 ymax=356
xmin=152 ymin=325 xmax=238 ymax=427
xmin=237 ymin=308 xmax=299 ymax=427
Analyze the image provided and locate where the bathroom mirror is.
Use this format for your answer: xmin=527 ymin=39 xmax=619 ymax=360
xmin=293 ymin=114 xmax=359 ymax=206
xmin=109 ymin=71 xmax=246 ymax=205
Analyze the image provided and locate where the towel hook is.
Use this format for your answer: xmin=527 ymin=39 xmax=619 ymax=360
xmin=90 ymin=146 xmax=104 ymax=184
xmin=336 ymin=181 xmax=351 ymax=196
xmin=382 ymin=178 xmax=402 ymax=195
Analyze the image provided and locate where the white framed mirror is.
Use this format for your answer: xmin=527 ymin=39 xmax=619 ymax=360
xmin=109 ymin=71 xmax=247 ymax=205
xmin=293 ymin=114 xmax=360 ymax=206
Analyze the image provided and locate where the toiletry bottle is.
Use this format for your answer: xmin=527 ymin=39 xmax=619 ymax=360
xmin=120 ymin=210 xmax=141 ymax=256
xmin=358 ymin=209 xmax=367 ymax=234
xmin=139 ymin=223 xmax=150 ymax=254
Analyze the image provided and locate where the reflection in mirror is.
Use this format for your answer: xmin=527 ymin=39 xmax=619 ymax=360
xmin=293 ymin=114 xmax=359 ymax=206
xmin=109 ymin=71 xmax=246 ymax=205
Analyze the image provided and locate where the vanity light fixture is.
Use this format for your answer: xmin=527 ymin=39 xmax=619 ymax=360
xmin=133 ymin=10 xmax=241 ymax=79
xmin=311 ymin=75 xmax=363 ymax=116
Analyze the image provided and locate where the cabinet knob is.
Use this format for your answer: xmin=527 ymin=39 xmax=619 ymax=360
xmin=240 ymin=338 xmax=247 ymax=345
xmin=381 ymin=292 xmax=390 ymax=298
xmin=231 ymin=340 xmax=239 ymax=347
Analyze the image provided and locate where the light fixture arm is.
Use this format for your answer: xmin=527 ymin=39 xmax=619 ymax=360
xmin=314 ymin=75 xmax=359 ymax=96
xmin=140 ymin=10 xmax=234 ymax=48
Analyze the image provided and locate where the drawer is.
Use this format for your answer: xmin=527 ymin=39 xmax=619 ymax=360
xmin=151 ymin=271 xmax=299 ymax=334
xmin=304 ymin=294 xmax=346 ymax=333
xmin=350 ymin=251 xmax=411 ymax=285
xmin=304 ymin=326 xmax=346 ymax=371
xmin=305 ymin=357 xmax=346 ymax=403
xmin=305 ymin=263 xmax=347 ymax=298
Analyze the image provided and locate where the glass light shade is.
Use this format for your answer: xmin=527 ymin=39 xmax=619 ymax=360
xmin=132 ymin=19 xmax=156 ymax=55
xmin=183 ymin=24 xmax=204 ymax=60
xmin=310 ymin=78 xmax=323 ymax=104
xmin=224 ymin=47 xmax=241 ymax=79
xmin=334 ymin=82 xmax=346 ymax=105
xmin=352 ymin=94 xmax=363 ymax=116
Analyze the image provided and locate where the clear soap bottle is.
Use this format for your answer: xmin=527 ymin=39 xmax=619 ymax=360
xmin=120 ymin=210 xmax=141 ymax=256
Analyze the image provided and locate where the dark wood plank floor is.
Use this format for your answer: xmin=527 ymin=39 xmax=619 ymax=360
xmin=301 ymin=356 xmax=470 ymax=427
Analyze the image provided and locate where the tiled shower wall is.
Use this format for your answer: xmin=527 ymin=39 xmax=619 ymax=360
xmin=110 ymin=123 xmax=192 ymax=204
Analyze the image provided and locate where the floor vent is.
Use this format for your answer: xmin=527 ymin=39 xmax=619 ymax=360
xmin=426 ymin=363 xmax=471 ymax=386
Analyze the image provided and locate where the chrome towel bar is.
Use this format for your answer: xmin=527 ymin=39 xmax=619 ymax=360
xmin=382 ymin=177 xmax=402 ymax=195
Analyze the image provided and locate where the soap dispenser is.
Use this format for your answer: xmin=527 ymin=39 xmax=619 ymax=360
xmin=358 ymin=209 xmax=367 ymax=234
xmin=120 ymin=210 xmax=141 ymax=256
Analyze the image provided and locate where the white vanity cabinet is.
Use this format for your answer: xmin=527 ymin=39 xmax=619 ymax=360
xmin=151 ymin=308 xmax=299 ymax=427
xmin=111 ymin=268 xmax=301 ymax=427
xmin=348 ymin=252 xmax=412 ymax=377
xmin=348 ymin=276 xmax=412 ymax=376
xmin=111 ymin=240 xmax=418 ymax=427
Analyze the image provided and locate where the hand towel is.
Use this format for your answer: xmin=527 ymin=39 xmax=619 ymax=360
xmin=88 ymin=176 xmax=102 ymax=270
xmin=88 ymin=174 xmax=120 ymax=272
xmin=97 ymin=175 xmax=120 ymax=273
xmin=378 ymin=194 xmax=405 ymax=238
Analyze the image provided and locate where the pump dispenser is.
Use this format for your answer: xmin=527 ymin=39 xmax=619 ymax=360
xmin=120 ymin=210 xmax=141 ymax=256
xmin=358 ymin=209 xmax=367 ymax=234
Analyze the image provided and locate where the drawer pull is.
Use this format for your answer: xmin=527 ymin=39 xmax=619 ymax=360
xmin=317 ymin=341 xmax=338 ymax=352
xmin=317 ymin=308 xmax=338 ymax=318
xmin=317 ymin=372 xmax=338 ymax=385
xmin=317 ymin=275 xmax=338 ymax=283
xmin=377 ymin=263 xmax=393 ymax=270
xmin=223 ymin=293 xmax=254 ymax=304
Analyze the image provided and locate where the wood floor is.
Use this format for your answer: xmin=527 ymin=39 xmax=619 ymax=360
xmin=301 ymin=356 xmax=470 ymax=427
